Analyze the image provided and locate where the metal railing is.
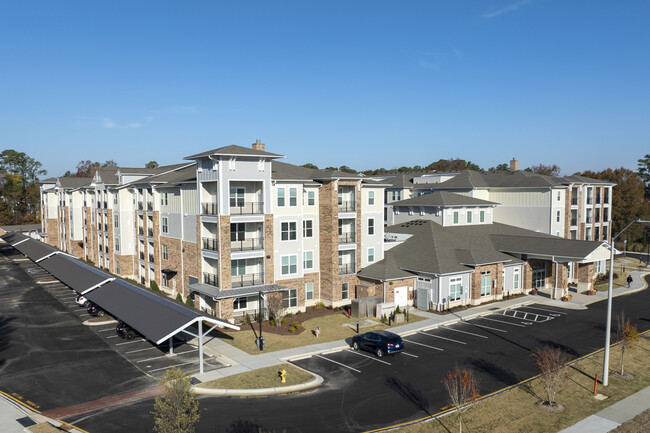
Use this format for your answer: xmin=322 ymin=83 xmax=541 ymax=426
xmin=338 ymin=232 xmax=356 ymax=243
xmin=339 ymin=263 xmax=356 ymax=275
xmin=231 ymin=237 xmax=264 ymax=251
xmin=138 ymin=202 xmax=144 ymax=210
xmin=147 ymin=201 xmax=153 ymax=211
xmin=201 ymin=202 xmax=218 ymax=215
xmin=203 ymin=272 xmax=219 ymax=287
xmin=138 ymin=227 xmax=144 ymax=235
xmin=139 ymin=252 xmax=145 ymax=260
xmin=147 ymin=228 xmax=153 ymax=237
xmin=202 ymin=237 xmax=218 ymax=251
xmin=231 ymin=272 xmax=264 ymax=288
xmin=148 ymin=254 xmax=154 ymax=263
xmin=338 ymin=201 xmax=356 ymax=212
xmin=229 ymin=202 xmax=263 ymax=215
xmin=103 ymin=201 xmax=107 ymax=209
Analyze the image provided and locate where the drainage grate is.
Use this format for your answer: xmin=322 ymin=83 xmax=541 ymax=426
xmin=190 ymin=377 xmax=202 ymax=385
xmin=16 ymin=417 xmax=36 ymax=427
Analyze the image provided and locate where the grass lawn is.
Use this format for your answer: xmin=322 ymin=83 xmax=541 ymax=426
xmin=200 ymin=363 xmax=314 ymax=390
xmin=394 ymin=334 xmax=650 ymax=433
xmin=593 ymin=257 xmax=647 ymax=292
xmin=214 ymin=311 xmax=425 ymax=355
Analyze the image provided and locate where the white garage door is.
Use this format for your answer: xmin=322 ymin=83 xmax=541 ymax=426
xmin=394 ymin=286 xmax=407 ymax=306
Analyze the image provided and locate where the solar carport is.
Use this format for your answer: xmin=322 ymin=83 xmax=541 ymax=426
xmin=1 ymin=232 xmax=239 ymax=374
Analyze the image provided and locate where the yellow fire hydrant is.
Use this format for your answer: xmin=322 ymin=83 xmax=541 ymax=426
xmin=280 ymin=369 xmax=287 ymax=383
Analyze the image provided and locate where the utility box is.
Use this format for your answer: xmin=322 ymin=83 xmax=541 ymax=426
xmin=376 ymin=301 xmax=396 ymax=319
xmin=351 ymin=296 xmax=382 ymax=318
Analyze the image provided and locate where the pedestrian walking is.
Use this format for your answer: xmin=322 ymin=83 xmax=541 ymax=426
xmin=626 ymin=274 xmax=633 ymax=288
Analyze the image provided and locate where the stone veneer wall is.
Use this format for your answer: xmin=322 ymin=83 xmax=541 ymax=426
xmin=357 ymin=277 xmax=416 ymax=303
xmin=63 ymin=207 xmax=70 ymax=252
xmin=318 ymin=181 xmax=337 ymax=302
xmin=219 ymin=215 xmax=231 ymax=290
xmin=152 ymin=211 xmax=160 ymax=286
xmin=470 ymin=263 xmax=503 ymax=304
xmin=159 ymin=234 xmax=182 ymax=295
xmin=577 ymin=263 xmax=595 ymax=290
xmin=564 ymin=189 xmax=571 ymax=239
xmin=115 ymin=254 xmax=136 ymax=279
xmin=45 ymin=219 xmax=59 ymax=247
xmin=264 ymin=214 xmax=274 ymax=283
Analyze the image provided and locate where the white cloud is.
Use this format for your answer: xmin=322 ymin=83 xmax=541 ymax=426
xmin=102 ymin=118 xmax=116 ymax=128
xmin=101 ymin=117 xmax=142 ymax=129
xmin=483 ymin=0 xmax=533 ymax=19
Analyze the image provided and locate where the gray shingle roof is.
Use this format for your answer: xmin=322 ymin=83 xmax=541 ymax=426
xmin=139 ymin=165 xmax=197 ymax=186
xmin=185 ymin=144 xmax=284 ymax=160
xmin=392 ymin=191 xmax=497 ymax=207
xmin=56 ymin=177 xmax=93 ymax=188
xmin=271 ymin=161 xmax=365 ymax=181
xmin=561 ymin=175 xmax=615 ymax=186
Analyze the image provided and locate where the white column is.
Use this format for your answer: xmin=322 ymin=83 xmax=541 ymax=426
xmin=198 ymin=320 xmax=204 ymax=375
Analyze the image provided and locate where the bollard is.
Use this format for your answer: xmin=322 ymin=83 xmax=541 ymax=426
xmin=594 ymin=373 xmax=598 ymax=395
xmin=356 ymin=321 xmax=359 ymax=333
xmin=315 ymin=326 xmax=320 ymax=338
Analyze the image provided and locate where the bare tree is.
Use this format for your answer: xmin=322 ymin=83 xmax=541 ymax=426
xmin=266 ymin=292 xmax=285 ymax=328
xmin=615 ymin=312 xmax=639 ymax=376
xmin=441 ymin=365 xmax=480 ymax=433
xmin=531 ymin=345 xmax=572 ymax=408
xmin=152 ymin=367 xmax=200 ymax=433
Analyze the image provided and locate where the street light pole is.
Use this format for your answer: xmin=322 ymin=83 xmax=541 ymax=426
xmin=603 ymin=219 xmax=649 ymax=386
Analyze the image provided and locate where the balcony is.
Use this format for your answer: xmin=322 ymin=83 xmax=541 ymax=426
xmin=570 ymin=218 xmax=577 ymax=226
xmin=231 ymin=237 xmax=264 ymax=251
xmin=138 ymin=202 xmax=144 ymax=210
xmin=139 ymin=252 xmax=144 ymax=260
xmin=103 ymin=201 xmax=108 ymax=209
xmin=147 ymin=201 xmax=153 ymax=211
xmin=202 ymin=237 xmax=218 ymax=251
xmin=201 ymin=202 xmax=218 ymax=215
xmin=339 ymin=263 xmax=356 ymax=275
xmin=148 ymin=254 xmax=154 ymax=263
xmin=138 ymin=226 xmax=144 ymax=235
xmin=338 ymin=232 xmax=356 ymax=244
xmin=147 ymin=228 xmax=153 ymax=237
xmin=338 ymin=201 xmax=356 ymax=212
xmin=586 ymin=216 xmax=593 ymax=224
xmin=203 ymin=272 xmax=219 ymax=287
xmin=230 ymin=202 xmax=263 ymax=215
xmin=232 ymin=273 xmax=264 ymax=288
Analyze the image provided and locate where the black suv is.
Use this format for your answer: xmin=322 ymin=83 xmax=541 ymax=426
xmin=87 ymin=302 xmax=105 ymax=317
xmin=116 ymin=321 xmax=138 ymax=340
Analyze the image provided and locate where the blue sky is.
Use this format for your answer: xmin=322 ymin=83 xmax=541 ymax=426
xmin=1 ymin=1 xmax=649 ymax=178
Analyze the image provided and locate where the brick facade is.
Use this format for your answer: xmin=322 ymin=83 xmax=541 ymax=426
xmin=264 ymin=214 xmax=274 ymax=284
xmin=219 ymin=215 xmax=231 ymax=290
xmin=470 ymin=263 xmax=503 ymax=304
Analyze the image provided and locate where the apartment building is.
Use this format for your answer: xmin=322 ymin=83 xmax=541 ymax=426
xmin=41 ymin=142 xmax=385 ymax=322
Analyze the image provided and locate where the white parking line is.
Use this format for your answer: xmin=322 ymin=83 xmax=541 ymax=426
xmin=419 ymin=331 xmax=466 ymax=344
xmin=315 ymin=354 xmax=362 ymax=373
xmin=98 ymin=328 xmax=115 ymax=332
xmin=137 ymin=354 xmax=172 ymax=363
xmin=347 ymin=349 xmax=392 ymax=365
xmin=403 ymin=339 xmax=444 ymax=351
xmin=519 ymin=305 xmax=567 ymax=315
xmin=126 ymin=347 xmax=158 ymax=354
xmin=79 ymin=314 xmax=90 ymax=317
xmin=468 ymin=322 xmax=508 ymax=333
xmin=174 ymin=349 xmax=197 ymax=356
xmin=148 ymin=361 xmax=195 ymax=374
xmin=402 ymin=352 xmax=418 ymax=358
xmin=443 ymin=327 xmax=489 ymax=339
xmin=480 ymin=317 xmax=526 ymax=327
xmin=106 ymin=335 xmax=120 ymax=339
xmin=116 ymin=339 xmax=144 ymax=346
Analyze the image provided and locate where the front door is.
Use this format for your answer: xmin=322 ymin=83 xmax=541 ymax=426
xmin=394 ymin=286 xmax=407 ymax=306
xmin=532 ymin=263 xmax=546 ymax=289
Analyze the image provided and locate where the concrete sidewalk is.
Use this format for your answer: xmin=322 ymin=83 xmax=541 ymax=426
xmin=0 ymin=392 xmax=87 ymax=433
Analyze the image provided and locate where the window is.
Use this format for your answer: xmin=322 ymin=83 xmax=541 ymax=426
xmin=281 ymin=222 xmax=297 ymax=241
xmin=466 ymin=211 xmax=472 ymax=224
xmin=162 ymin=217 xmax=168 ymax=234
xmin=231 ymin=259 xmax=246 ymax=276
xmin=586 ymin=187 xmax=593 ymax=205
xmin=368 ymin=248 xmax=375 ymax=263
xmin=113 ymin=193 xmax=118 ymax=205
xmin=594 ymin=261 xmax=602 ymax=273
xmin=453 ymin=211 xmax=459 ymax=224
xmin=586 ymin=208 xmax=593 ymax=224
xmin=303 ymin=220 xmax=313 ymax=238
xmin=288 ymin=289 xmax=297 ymax=307
xmin=114 ymin=238 xmax=120 ymax=252
xmin=303 ymin=251 xmax=313 ymax=270
xmin=115 ymin=261 xmax=120 ymax=274
xmin=305 ymin=282 xmax=314 ymax=301
xmin=114 ymin=215 xmax=119 ymax=228
xmin=557 ymin=191 xmax=561 ymax=201
xmin=342 ymin=282 xmax=349 ymax=300
xmin=281 ymin=255 xmax=297 ymax=275
xmin=277 ymin=188 xmax=286 ymax=207
xmin=162 ymin=274 xmax=169 ymax=288
xmin=556 ymin=210 xmax=561 ymax=223
xmin=231 ymin=223 xmax=245 ymax=241
xmin=449 ymin=277 xmax=462 ymax=301
xmin=368 ymin=218 xmax=375 ymax=235
xmin=480 ymin=271 xmax=491 ymax=296
xmin=233 ymin=297 xmax=247 ymax=310
xmin=604 ymin=208 xmax=609 ymax=222
xmin=161 ymin=193 xmax=168 ymax=206
xmin=368 ymin=191 xmax=375 ymax=205
xmin=289 ymin=188 xmax=297 ymax=206
xmin=513 ymin=268 xmax=520 ymax=289
xmin=162 ymin=244 xmax=168 ymax=260
xmin=480 ymin=210 xmax=485 ymax=223
xmin=604 ymin=188 xmax=610 ymax=204
xmin=307 ymin=190 xmax=315 ymax=206
xmin=230 ymin=187 xmax=245 ymax=208
xmin=391 ymin=190 xmax=402 ymax=202
xmin=595 ymin=226 xmax=600 ymax=241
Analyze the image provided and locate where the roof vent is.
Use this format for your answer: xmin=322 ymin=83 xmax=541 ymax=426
xmin=252 ymin=139 xmax=265 ymax=152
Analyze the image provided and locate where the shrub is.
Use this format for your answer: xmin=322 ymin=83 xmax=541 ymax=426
xmin=381 ymin=313 xmax=387 ymax=324
xmin=314 ymin=302 xmax=325 ymax=311
xmin=244 ymin=313 xmax=252 ymax=325
xmin=185 ymin=297 xmax=194 ymax=307
xmin=296 ymin=310 xmax=302 ymax=316
xmin=150 ymin=281 xmax=160 ymax=292
xmin=288 ymin=327 xmax=296 ymax=333
xmin=285 ymin=312 xmax=293 ymax=318
xmin=394 ymin=305 xmax=401 ymax=314
xmin=281 ymin=319 xmax=286 ymax=325
xmin=176 ymin=294 xmax=183 ymax=302
xmin=270 ymin=319 xmax=276 ymax=327
xmin=291 ymin=321 xmax=301 ymax=329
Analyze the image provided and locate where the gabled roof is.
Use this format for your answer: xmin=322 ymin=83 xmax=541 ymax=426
xmin=185 ymin=144 xmax=284 ymax=160
xmin=561 ymin=175 xmax=616 ymax=186
xmin=383 ymin=172 xmax=438 ymax=189
xmin=137 ymin=164 xmax=197 ymax=187
xmin=271 ymin=161 xmax=365 ymax=181
xmin=56 ymin=177 xmax=93 ymax=188
xmin=392 ymin=191 xmax=497 ymax=208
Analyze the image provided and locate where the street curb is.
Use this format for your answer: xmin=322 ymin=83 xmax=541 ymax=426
xmin=83 ymin=319 xmax=118 ymax=327
xmin=192 ymin=368 xmax=324 ymax=396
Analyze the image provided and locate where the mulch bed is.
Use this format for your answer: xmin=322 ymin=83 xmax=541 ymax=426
xmin=225 ymin=306 xmax=352 ymax=336
xmin=426 ymin=294 xmax=527 ymax=315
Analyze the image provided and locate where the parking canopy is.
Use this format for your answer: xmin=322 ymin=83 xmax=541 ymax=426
xmin=38 ymin=254 xmax=113 ymax=294
xmin=2 ymin=233 xmax=58 ymax=262
xmin=85 ymin=279 xmax=238 ymax=345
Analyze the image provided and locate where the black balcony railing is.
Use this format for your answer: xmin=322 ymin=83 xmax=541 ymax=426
xmin=203 ymin=272 xmax=218 ymax=287
xmin=571 ymin=219 xmax=577 ymax=226
xmin=338 ymin=232 xmax=356 ymax=243
xmin=139 ymin=252 xmax=145 ymax=260
xmin=201 ymin=202 xmax=218 ymax=215
xmin=103 ymin=201 xmax=107 ymax=208
xmin=231 ymin=272 xmax=264 ymax=288
xmin=231 ymin=237 xmax=264 ymax=251
xmin=147 ymin=228 xmax=153 ymax=237
xmin=339 ymin=263 xmax=356 ymax=275
xmin=338 ymin=201 xmax=356 ymax=212
xmin=202 ymin=237 xmax=218 ymax=251
xmin=104 ymin=224 xmax=108 ymax=232
xmin=138 ymin=227 xmax=144 ymax=235
xmin=147 ymin=201 xmax=153 ymax=211
xmin=141 ymin=276 xmax=145 ymax=284
xmin=148 ymin=254 xmax=154 ymax=263
xmin=230 ymin=202 xmax=263 ymax=215
xmin=138 ymin=202 xmax=144 ymax=210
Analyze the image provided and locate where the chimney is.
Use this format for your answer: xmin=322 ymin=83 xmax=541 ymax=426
xmin=252 ymin=139 xmax=265 ymax=152
xmin=509 ymin=157 xmax=519 ymax=172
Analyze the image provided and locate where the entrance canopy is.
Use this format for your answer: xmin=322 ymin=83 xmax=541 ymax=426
xmin=189 ymin=282 xmax=287 ymax=300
